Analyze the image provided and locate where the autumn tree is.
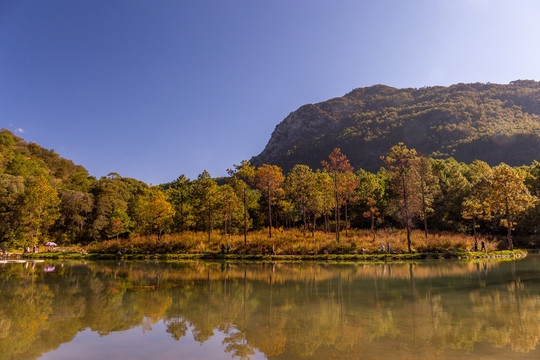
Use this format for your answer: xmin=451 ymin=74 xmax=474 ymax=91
xmin=313 ymin=171 xmax=334 ymax=234
xmin=383 ymin=143 xmax=420 ymax=253
xmin=227 ymin=160 xmax=255 ymax=244
xmin=254 ymin=164 xmax=284 ymax=240
xmin=219 ymin=184 xmax=241 ymax=236
xmin=340 ymin=171 xmax=359 ymax=237
xmin=303 ymin=170 xmax=332 ymax=235
xmin=357 ymin=169 xmax=386 ymax=240
xmin=169 ymin=174 xmax=192 ymax=232
xmin=18 ymin=176 xmax=61 ymax=247
xmin=0 ymin=174 xmax=25 ymax=244
xmin=108 ymin=208 xmax=133 ymax=240
xmin=321 ymin=148 xmax=353 ymax=243
xmin=416 ymin=155 xmax=440 ymax=239
xmin=462 ymin=161 xmax=493 ymax=248
xmin=489 ymin=163 xmax=537 ymax=250
xmin=285 ymin=164 xmax=315 ymax=236
xmin=192 ymin=171 xmax=220 ymax=242
xmin=140 ymin=187 xmax=175 ymax=240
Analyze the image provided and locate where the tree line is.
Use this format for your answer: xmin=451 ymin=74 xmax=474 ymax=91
xmin=1 ymin=127 xmax=538 ymax=252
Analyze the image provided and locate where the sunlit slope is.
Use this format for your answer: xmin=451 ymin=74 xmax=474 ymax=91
xmin=252 ymin=80 xmax=540 ymax=171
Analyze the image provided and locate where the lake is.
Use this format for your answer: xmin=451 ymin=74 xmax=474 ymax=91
xmin=1 ymin=256 xmax=539 ymax=359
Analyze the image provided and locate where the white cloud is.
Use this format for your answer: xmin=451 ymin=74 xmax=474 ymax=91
xmin=14 ymin=128 xmax=24 ymax=133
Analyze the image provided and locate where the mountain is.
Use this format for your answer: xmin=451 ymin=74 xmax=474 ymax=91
xmin=251 ymin=80 xmax=540 ymax=172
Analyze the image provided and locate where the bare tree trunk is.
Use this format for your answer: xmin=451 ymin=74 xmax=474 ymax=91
xmin=371 ymin=212 xmax=375 ymax=241
xmin=472 ymin=217 xmax=478 ymax=250
xmin=268 ymin=186 xmax=272 ymax=239
xmin=420 ymin=168 xmax=428 ymax=239
xmin=302 ymin=197 xmax=306 ymax=237
xmin=325 ymin=212 xmax=328 ymax=233
xmin=208 ymin=199 xmax=211 ymax=243
xmin=334 ymin=173 xmax=340 ymax=243
xmin=402 ymin=176 xmax=412 ymax=253
xmin=506 ymin=201 xmax=513 ymax=250
xmin=344 ymin=199 xmax=348 ymax=237
xmin=229 ymin=211 xmax=232 ymax=239
xmin=243 ymin=186 xmax=247 ymax=245
xmin=180 ymin=197 xmax=184 ymax=232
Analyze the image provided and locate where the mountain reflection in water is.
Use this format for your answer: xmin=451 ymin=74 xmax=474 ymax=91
xmin=1 ymin=257 xmax=540 ymax=360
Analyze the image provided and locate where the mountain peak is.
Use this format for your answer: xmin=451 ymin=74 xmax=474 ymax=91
xmin=251 ymin=81 xmax=540 ymax=172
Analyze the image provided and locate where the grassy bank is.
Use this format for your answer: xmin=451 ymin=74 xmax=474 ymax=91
xmin=16 ymin=228 xmax=525 ymax=262
xmin=87 ymin=228 xmax=499 ymax=255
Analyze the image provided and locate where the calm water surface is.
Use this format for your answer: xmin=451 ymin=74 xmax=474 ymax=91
xmin=1 ymin=256 xmax=540 ymax=359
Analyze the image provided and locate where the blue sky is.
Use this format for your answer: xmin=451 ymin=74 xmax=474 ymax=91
xmin=1 ymin=0 xmax=540 ymax=184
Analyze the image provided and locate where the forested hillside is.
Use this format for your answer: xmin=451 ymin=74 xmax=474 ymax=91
xmin=0 ymin=129 xmax=149 ymax=246
xmin=252 ymin=80 xmax=540 ymax=172
xmin=1 ymin=127 xmax=539 ymax=253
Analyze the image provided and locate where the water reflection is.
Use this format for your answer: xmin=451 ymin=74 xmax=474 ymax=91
xmin=1 ymin=258 xmax=540 ymax=359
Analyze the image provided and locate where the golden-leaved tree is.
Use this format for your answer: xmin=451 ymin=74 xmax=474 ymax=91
xmin=19 ymin=175 xmax=60 ymax=247
xmin=285 ymin=164 xmax=315 ymax=236
xmin=227 ymin=160 xmax=256 ymax=244
xmin=321 ymin=148 xmax=354 ymax=243
xmin=140 ymin=187 xmax=174 ymax=240
xmin=254 ymin=164 xmax=284 ymax=241
xmin=489 ymin=163 xmax=537 ymax=250
xmin=383 ymin=143 xmax=421 ymax=253
xmin=462 ymin=160 xmax=494 ymax=248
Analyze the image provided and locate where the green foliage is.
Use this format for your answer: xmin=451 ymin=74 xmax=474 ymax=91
xmin=2 ymin=127 xmax=540 ymax=251
xmin=252 ymin=81 xmax=540 ymax=174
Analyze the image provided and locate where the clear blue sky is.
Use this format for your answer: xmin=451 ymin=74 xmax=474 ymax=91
xmin=1 ymin=0 xmax=540 ymax=184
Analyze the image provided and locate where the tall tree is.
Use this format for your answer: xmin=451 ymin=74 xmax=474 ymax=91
xmin=192 ymin=171 xmax=220 ymax=242
xmin=431 ymin=158 xmax=471 ymax=233
xmin=254 ymin=164 xmax=284 ymax=241
xmin=0 ymin=174 xmax=25 ymax=244
xmin=489 ymin=163 xmax=537 ymax=250
xmin=285 ymin=164 xmax=315 ymax=236
xmin=321 ymin=148 xmax=353 ymax=243
xmin=141 ymin=187 xmax=174 ymax=240
xmin=57 ymin=188 xmax=93 ymax=242
xmin=108 ymin=208 xmax=133 ymax=240
xmin=314 ymin=171 xmax=334 ymax=234
xmin=19 ymin=176 xmax=61 ymax=247
xmin=462 ymin=161 xmax=493 ymax=248
xmin=219 ymin=184 xmax=241 ymax=236
xmin=340 ymin=171 xmax=360 ymax=237
xmin=383 ymin=143 xmax=420 ymax=253
xmin=357 ymin=169 xmax=386 ymax=240
xmin=227 ymin=161 xmax=255 ymax=244
xmin=416 ymin=155 xmax=439 ymax=239
xmin=169 ymin=175 xmax=192 ymax=232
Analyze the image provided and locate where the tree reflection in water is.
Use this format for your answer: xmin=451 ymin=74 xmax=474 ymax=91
xmin=1 ymin=257 xmax=540 ymax=360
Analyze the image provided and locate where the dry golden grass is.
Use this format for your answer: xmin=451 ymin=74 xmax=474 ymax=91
xmin=89 ymin=228 xmax=498 ymax=255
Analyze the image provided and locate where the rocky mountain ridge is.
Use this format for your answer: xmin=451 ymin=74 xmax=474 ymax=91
xmin=251 ymin=81 xmax=540 ymax=172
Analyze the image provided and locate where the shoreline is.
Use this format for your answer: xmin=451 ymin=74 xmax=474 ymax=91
xmin=20 ymin=249 xmax=528 ymax=262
